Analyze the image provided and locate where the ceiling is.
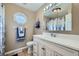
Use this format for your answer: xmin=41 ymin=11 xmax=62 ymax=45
xmin=15 ymin=3 xmax=44 ymax=12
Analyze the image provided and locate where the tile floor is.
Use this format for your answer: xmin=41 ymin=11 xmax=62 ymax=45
xmin=15 ymin=49 xmax=32 ymax=56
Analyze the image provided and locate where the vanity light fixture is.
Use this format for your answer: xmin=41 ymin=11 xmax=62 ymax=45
xmin=46 ymin=4 xmax=53 ymax=10
xmin=43 ymin=3 xmax=59 ymax=12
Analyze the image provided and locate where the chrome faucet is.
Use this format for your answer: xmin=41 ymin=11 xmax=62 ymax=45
xmin=51 ymin=33 xmax=56 ymax=37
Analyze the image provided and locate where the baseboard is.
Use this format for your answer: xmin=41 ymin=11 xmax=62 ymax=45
xmin=5 ymin=46 xmax=28 ymax=56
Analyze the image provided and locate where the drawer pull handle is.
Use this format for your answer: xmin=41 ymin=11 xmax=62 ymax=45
xmin=42 ymin=48 xmax=45 ymax=50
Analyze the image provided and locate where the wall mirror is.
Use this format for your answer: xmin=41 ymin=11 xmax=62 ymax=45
xmin=14 ymin=12 xmax=27 ymax=25
xmin=43 ymin=3 xmax=72 ymax=31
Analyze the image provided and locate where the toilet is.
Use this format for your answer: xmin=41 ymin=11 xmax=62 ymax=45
xmin=26 ymin=41 xmax=34 ymax=55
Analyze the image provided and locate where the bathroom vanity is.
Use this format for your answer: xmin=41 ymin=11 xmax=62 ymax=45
xmin=33 ymin=3 xmax=78 ymax=55
xmin=32 ymin=3 xmax=78 ymax=56
xmin=33 ymin=33 xmax=79 ymax=56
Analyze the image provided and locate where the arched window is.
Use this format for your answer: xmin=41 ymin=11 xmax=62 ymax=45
xmin=14 ymin=12 xmax=27 ymax=25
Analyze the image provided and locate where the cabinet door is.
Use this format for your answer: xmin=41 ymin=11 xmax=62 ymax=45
xmin=38 ymin=42 xmax=46 ymax=56
xmin=50 ymin=50 xmax=54 ymax=56
xmin=54 ymin=51 xmax=63 ymax=56
xmin=46 ymin=48 xmax=51 ymax=56
xmin=33 ymin=42 xmax=38 ymax=56
xmin=46 ymin=46 xmax=53 ymax=56
xmin=38 ymin=39 xmax=54 ymax=56
xmin=38 ymin=40 xmax=54 ymax=56
xmin=50 ymin=42 xmax=79 ymax=56
xmin=33 ymin=37 xmax=40 ymax=56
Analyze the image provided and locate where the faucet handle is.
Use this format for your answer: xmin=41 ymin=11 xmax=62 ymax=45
xmin=51 ymin=33 xmax=53 ymax=36
xmin=53 ymin=34 xmax=56 ymax=37
xmin=51 ymin=33 xmax=56 ymax=37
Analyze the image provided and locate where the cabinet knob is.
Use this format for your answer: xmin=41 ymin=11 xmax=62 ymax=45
xmin=42 ymin=48 xmax=45 ymax=50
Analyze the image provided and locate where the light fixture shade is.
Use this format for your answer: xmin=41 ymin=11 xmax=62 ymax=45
xmin=53 ymin=9 xmax=57 ymax=13
xmin=52 ymin=8 xmax=62 ymax=13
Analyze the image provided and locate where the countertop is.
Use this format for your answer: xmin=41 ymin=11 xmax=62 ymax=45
xmin=33 ymin=34 xmax=79 ymax=51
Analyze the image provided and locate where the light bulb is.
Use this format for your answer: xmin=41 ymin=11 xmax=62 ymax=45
xmin=43 ymin=8 xmax=46 ymax=11
xmin=57 ymin=8 xmax=62 ymax=12
xmin=46 ymin=6 xmax=48 ymax=9
xmin=53 ymin=9 xmax=57 ymax=13
xmin=49 ymin=3 xmax=52 ymax=7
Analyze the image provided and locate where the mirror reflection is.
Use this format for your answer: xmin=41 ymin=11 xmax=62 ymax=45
xmin=43 ymin=3 xmax=72 ymax=31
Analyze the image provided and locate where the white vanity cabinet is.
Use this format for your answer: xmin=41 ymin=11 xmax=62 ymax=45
xmin=33 ymin=36 xmax=79 ymax=56
xmin=50 ymin=42 xmax=79 ymax=56
xmin=33 ymin=37 xmax=55 ymax=56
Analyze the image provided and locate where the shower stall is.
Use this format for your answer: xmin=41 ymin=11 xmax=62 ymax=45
xmin=0 ymin=3 xmax=5 ymax=56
